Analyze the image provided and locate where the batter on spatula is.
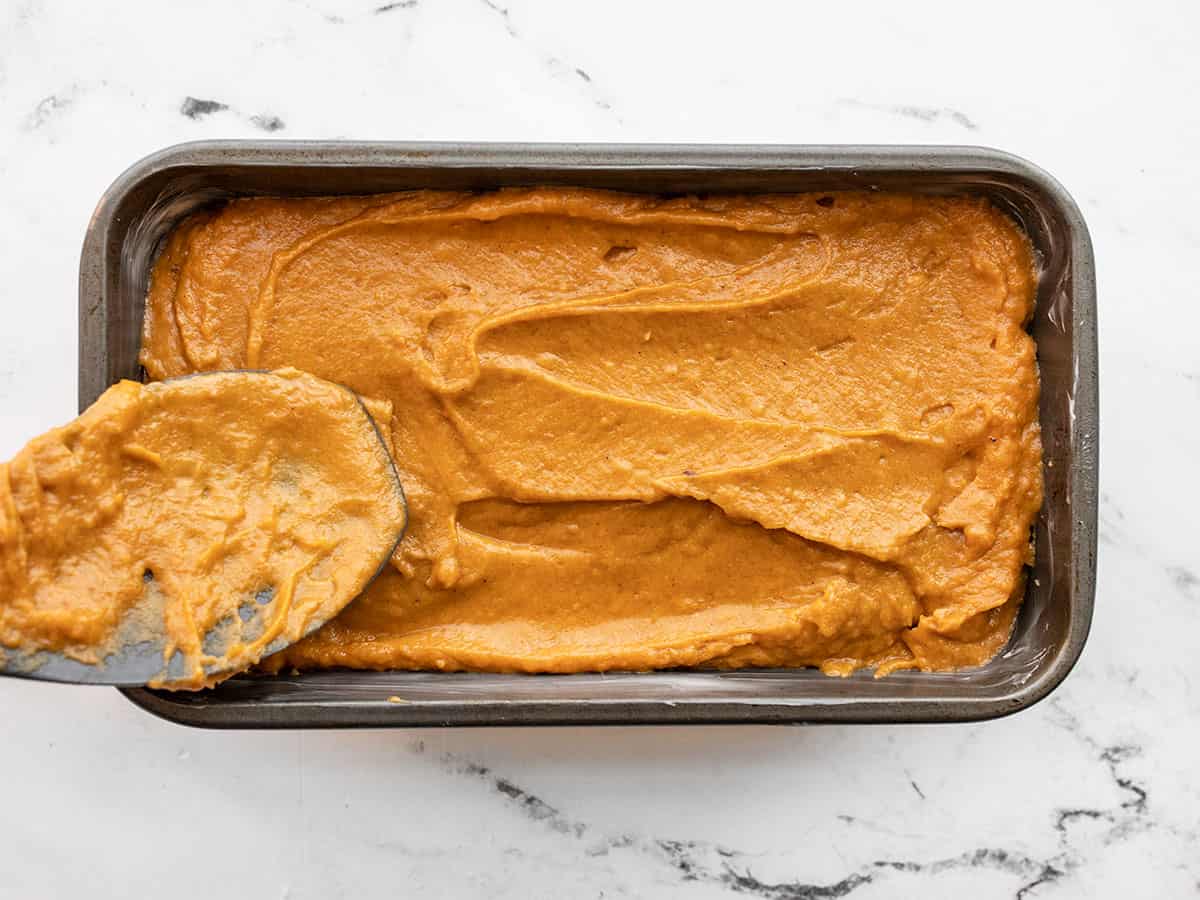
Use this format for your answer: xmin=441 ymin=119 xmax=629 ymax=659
xmin=0 ymin=368 xmax=406 ymax=689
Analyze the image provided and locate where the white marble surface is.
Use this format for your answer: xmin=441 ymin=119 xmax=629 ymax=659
xmin=1 ymin=0 xmax=1198 ymax=897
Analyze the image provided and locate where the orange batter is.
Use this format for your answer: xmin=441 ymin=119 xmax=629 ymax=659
xmin=140 ymin=188 xmax=1042 ymax=676
xmin=0 ymin=369 xmax=406 ymax=687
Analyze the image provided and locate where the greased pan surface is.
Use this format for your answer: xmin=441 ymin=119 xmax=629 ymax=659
xmin=78 ymin=142 xmax=1097 ymax=727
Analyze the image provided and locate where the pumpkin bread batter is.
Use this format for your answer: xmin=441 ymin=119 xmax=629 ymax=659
xmin=0 ymin=369 xmax=406 ymax=687
xmin=140 ymin=188 xmax=1042 ymax=677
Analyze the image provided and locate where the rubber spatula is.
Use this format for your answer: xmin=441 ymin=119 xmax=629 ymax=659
xmin=0 ymin=369 xmax=406 ymax=689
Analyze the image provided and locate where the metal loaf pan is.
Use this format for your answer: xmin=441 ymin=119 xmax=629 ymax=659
xmin=79 ymin=142 xmax=1097 ymax=728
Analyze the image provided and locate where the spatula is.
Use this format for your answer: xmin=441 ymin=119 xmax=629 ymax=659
xmin=0 ymin=368 xmax=406 ymax=689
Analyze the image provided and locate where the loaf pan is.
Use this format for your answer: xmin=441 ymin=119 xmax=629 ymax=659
xmin=78 ymin=142 xmax=1097 ymax=727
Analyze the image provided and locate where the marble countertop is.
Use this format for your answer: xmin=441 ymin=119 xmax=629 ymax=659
xmin=1 ymin=1 xmax=1197 ymax=897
